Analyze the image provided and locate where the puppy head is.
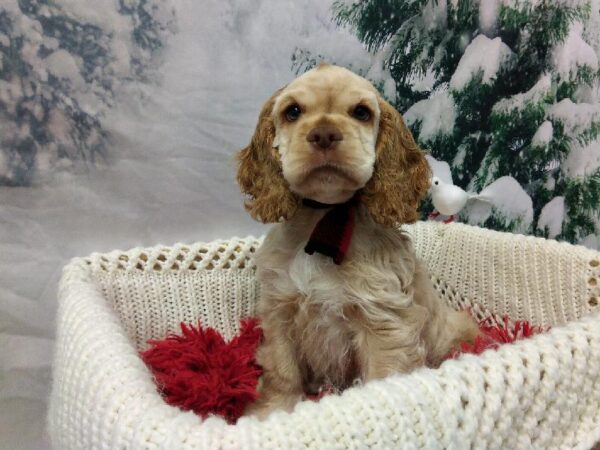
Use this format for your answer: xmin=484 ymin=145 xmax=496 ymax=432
xmin=237 ymin=64 xmax=430 ymax=225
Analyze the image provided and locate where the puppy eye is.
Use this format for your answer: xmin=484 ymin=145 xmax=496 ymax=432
xmin=434 ymin=180 xmax=439 ymax=185
xmin=284 ymin=104 xmax=302 ymax=122
xmin=352 ymin=105 xmax=371 ymax=121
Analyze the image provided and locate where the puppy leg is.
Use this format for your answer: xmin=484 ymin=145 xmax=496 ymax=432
xmin=245 ymin=334 xmax=303 ymax=419
xmin=412 ymin=266 xmax=481 ymax=366
xmin=424 ymin=306 xmax=481 ymax=367
xmin=353 ymin=309 xmax=428 ymax=381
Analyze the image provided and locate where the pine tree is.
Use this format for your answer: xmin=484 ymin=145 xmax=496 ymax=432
xmin=0 ymin=0 xmax=173 ymax=186
xmin=294 ymin=0 xmax=600 ymax=246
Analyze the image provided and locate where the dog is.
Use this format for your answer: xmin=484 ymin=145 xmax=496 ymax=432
xmin=236 ymin=64 xmax=479 ymax=418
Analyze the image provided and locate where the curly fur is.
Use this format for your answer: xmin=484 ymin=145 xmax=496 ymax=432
xmin=362 ymin=99 xmax=431 ymax=226
xmin=236 ymin=89 xmax=301 ymax=223
xmin=236 ymin=65 xmax=479 ymax=419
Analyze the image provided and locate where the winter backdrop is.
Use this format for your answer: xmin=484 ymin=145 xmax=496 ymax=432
xmin=1 ymin=0 xmax=599 ymax=448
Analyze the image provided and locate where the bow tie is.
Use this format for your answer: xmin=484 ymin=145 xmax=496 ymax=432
xmin=303 ymin=194 xmax=359 ymax=265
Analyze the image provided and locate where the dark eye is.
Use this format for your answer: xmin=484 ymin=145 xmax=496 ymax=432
xmin=352 ymin=105 xmax=371 ymax=121
xmin=284 ymin=104 xmax=301 ymax=122
xmin=434 ymin=180 xmax=439 ymax=185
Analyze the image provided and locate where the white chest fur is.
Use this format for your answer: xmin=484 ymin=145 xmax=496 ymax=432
xmin=288 ymin=249 xmax=346 ymax=306
xmin=287 ymin=247 xmax=358 ymax=385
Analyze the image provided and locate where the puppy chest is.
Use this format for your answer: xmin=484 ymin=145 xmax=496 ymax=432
xmin=293 ymin=304 xmax=358 ymax=389
xmin=285 ymin=249 xmax=407 ymax=308
xmin=283 ymin=253 xmax=360 ymax=384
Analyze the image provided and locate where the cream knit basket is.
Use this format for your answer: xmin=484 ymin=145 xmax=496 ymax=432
xmin=48 ymin=221 xmax=600 ymax=450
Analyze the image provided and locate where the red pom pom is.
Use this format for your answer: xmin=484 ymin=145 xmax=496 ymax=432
xmin=141 ymin=318 xmax=263 ymax=424
xmin=446 ymin=315 xmax=546 ymax=359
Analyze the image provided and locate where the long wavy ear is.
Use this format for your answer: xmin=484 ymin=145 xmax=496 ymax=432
xmin=236 ymin=89 xmax=300 ymax=223
xmin=362 ymin=97 xmax=431 ymax=227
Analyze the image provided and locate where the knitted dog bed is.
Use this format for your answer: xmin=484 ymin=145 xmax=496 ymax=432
xmin=48 ymin=222 xmax=600 ymax=449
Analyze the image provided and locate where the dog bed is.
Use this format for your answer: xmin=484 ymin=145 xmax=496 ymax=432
xmin=48 ymin=221 xmax=600 ymax=449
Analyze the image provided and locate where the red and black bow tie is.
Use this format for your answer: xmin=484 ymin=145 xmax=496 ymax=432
xmin=303 ymin=194 xmax=359 ymax=265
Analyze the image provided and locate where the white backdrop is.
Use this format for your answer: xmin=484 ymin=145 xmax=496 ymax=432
xmin=0 ymin=1 xmax=371 ymax=448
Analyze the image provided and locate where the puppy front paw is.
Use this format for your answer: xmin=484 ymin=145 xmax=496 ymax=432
xmin=244 ymin=392 xmax=302 ymax=420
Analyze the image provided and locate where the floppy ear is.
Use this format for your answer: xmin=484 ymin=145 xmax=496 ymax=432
xmin=362 ymin=97 xmax=431 ymax=227
xmin=236 ymin=90 xmax=300 ymax=223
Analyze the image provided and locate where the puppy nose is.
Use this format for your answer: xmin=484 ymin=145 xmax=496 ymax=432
xmin=306 ymin=125 xmax=343 ymax=150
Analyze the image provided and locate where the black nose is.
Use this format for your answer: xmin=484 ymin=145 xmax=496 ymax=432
xmin=306 ymin=125 xmax=343 ymax=150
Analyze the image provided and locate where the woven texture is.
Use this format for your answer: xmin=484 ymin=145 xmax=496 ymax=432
xmin=48 ymin=222 xmax=600 ymax=449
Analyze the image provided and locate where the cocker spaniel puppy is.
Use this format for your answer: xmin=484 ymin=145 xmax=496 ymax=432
xmin=237 ymin=64 xmax=479 ymax=418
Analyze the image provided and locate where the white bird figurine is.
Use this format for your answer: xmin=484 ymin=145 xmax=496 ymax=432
xmin=429 ymin=176 xmax=477 ymax=224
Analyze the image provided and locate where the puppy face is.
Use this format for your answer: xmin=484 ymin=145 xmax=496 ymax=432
xmin=237 ymin=64 xmax=430 ymax=226
xmin=272 ymin=66 xmax=380 ymax=204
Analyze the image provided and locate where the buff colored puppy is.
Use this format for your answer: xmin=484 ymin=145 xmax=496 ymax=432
xmin=237 ymin=64 xmax=479 ymax=418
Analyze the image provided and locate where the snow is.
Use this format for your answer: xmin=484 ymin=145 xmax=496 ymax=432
xmin=53 ymin=0 xmax=132 ymax=34
xmin=47 ymin=109 xmax=71 ymax=143
xmin=453 ymin=144 xmax=467 ymax=168
xmin=0 ymin=0 xmax=176 ymax=184
xmin=449 ymin=35 xmax=514 ymax=91
xmin=0 ymin=151 xmax=7 ymax=177
xmin=545 ymin=175 xmax=556 ymax=190
xmin=531 ymin=120 xmax=554 ymax=147
xmin=422 ymin=0 xmax=448 ymax=30
xmin=44 ymin=50 xmax=84 ymax=87
xmin=479 ymin=0 xmax=499 ymax=33
xmin=552 ymin=22 xmax=599 ymax=77
xmin=545 ymin=100 xmax=600 ymax=174
xmin=537 ymin=196 xmax=565 ymax=239
xmin=501 ymin=0 xmax=592 ymax=8
xmin=404 ymin=88 xmax=456 ymax=142
xmin=548 ymin=98 xmax=600 ymax=136
xmin=563 ymin=139 xmax=600 ymax=177
xmin=493 ymin=74 xmax=552 ymax=113
xmin=584 ymin=0 xmax=600 ymax=61
xmin=410 ymin=67 xmax=437 ymax=92
xmin=581 ymin=233 xmax=600 ymax=250
xmin=366 ymin=48 xmax=397 ymax=99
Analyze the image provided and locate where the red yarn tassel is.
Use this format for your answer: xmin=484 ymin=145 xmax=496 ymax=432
xmin=141 ymin=318 xmax=263 ymax=424
xmin=447 ymin=315 xmax=546 ymax=359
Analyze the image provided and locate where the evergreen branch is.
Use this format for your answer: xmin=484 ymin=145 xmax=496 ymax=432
xmin=482 ymin=214 xmax=530 ymax=235
xmin=333 ymin=0 xmax=428 ymax=51
xmin=499 ymin=2 xmax=590 ymax=48
xmin=290 ymin=48 xmax=325 ymax=75
xmin=499 ymin=2 xmax=591 ymax=93
xmin=561 ymin=168 xmax=600 ymax=242
xmin=576 ymin=121 xmax=600 ymax=147
xmin=545 ymin=120 xmax=572 ymax=165
xmin=556 ymin=65 xmax=600 ymax=101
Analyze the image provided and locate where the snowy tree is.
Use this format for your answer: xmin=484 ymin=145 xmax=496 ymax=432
xmin=294 ymin=0 xmax=600 ymax=246
xmin=0 ymin=0 xmax=174 ymax=186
